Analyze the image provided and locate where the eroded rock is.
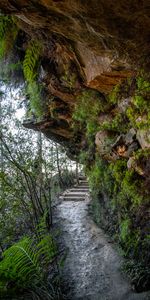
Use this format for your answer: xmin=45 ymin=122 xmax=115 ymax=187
xmin=95 ymin=130 xmax=117 ymax=160
xmin=76 ymin=42 xmax=133 ymax=93
xmin=136 ymin=129 xmax=150 ymax=149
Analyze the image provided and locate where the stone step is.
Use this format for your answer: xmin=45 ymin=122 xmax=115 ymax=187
xmin=69 ymin=189 xmax=89 ymax=193
xmin=79 ymin=179 xmax=88 ymax=182
xmin=78 ymin=185 xmax=89 ymax=188
xmin=79 ymin=176 xmax=86 ymax=180
xmin=73 ymin=185 xmax=89 ymax=188
xmin=63 ymin=196 xmax=85 ymax=201
xmin=64 ymin=192 xmax=86 ymax=197
xmin=73 ymin=186 xmax=89 ymax=189
xmin=79 ymin=180 xmax=88 ymax=182
xmin=63 ymin=193 xmax=86 ymax=197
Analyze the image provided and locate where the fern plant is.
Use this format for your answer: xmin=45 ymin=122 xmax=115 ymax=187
xmin=23 ymin=40 xmax=44 ymax=117
xmin=23 ymin=40 xmax=42 ymax=83
xmin=0 ymin=233 xmax=57 ymax=299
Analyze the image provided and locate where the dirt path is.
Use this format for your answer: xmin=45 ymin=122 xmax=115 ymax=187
xmin=55 ymin=181 xmax=150 ymax=300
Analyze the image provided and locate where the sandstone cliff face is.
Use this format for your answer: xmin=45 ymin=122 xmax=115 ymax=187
xmin=0 ymin=0 xmax=149 ymax=67
xmin=0 ymin=1 xmax=149 ymax=153
xmin=0 ymin=0 xmax=147 ymax=157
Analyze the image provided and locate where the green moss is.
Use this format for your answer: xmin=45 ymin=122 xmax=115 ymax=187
xmin=136 ymin=77 xmax=150 ymax=91
xmin=86 ymin=120 xmax=100 ymax=137
xmin=100 ymin=113 xmax=129 ymax=133
xmin=134 ymin=148 xmax=150 ymax=160
xmin=73 ymin=89 xmax=105 ymax=136
xmin=107 ymin=84 xmax=120 ymax=104
xmin=107 ymin=75 xmax=150 ymax=131
xmin=73 ymin=89 xmax=104 ymax=123
xmin=125 ymin=75 xmax=150 ymax=129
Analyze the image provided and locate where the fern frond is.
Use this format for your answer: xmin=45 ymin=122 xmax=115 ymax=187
xmin=37 ymin=234 xmax=57 ymax=266
xmin=0 ymin=232 xmax=57 ymax=293
xmin=1 ymin=237 xmax=41 ymax=286
xmin=23 ymin=39 xmax=43 ymax=117
xmin=23 ymin=40 xmax=42 ymax=83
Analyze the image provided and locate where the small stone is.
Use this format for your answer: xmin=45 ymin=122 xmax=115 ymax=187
xmin=136 ymin=129 xmax=150 ymax=149
xmin=127 ymin=157 xmax=135 ymax=169
xmin=125 ymin=128 xmax=136 ymax=145
xmin=118 ymin=97 xmax=132 ymax=113
xmin=125 ymin=142 xmax=139 ymax=157
xmin=127 ymin=157 xmax=145 ymax=175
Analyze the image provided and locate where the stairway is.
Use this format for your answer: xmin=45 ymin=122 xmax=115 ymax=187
xmin=61 ymin=177 xmax=89 ymax=201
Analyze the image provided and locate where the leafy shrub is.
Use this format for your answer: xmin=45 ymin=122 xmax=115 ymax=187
xmin=123 ymin=260 xmax=150 ymax=292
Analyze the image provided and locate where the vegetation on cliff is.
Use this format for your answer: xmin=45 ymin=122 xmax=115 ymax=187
xmin=73 ymin=76 xmax=150 ymax=291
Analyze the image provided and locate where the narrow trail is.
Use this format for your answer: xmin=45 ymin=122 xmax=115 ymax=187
xmin=55 ymin=178 xmax=150 ymax=300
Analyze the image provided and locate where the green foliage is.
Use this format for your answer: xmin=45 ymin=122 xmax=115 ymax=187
xmin=123 ymin=260 xmax=150 ymax=292
xmin=109 ymin=161 xmax=143 ymax=209
xmin=120 ymin=218 xmax=131 ymax=243
xmin=109 ymin=159 xmax=126 ymax=183
xmin=0 ymin=16 xmax=44 ymax=117
xmin=23 ymin=40 xmax=44 ymax=117
xmin=126 ymin=75 xmax=150 ymax=129
xmin=106 ymin=75 xmax=150 ymax=132
xmin=73 ymin=89 xmax=105 ymax=138
xmin=86 ymin=120 xmax=100 ymax=137
xmin=87 ymin=157 xmax=113 ymax=197
xmin=78 ymin=151 xmax=90 ymax=165
xmin=86 ymin=151 xmax=150 ymax=290
xmin=108 ymin=84 xmax=120 ymax=104
xmin=0 ymin=233 xmax=57 ymax=298
xmin=0 ymin=16 xmax=18 ymax=59
xmin=27 ymin=82 xmax=44 ymax=117
xmin=23 ymin=40 xmax=42 ymax=83
xmin=100 ymin=113 xmax=129 ymax=133
xmin=136 ymin=77 xmax=150 ymax=91
xmin=74 ymin=90 xmax=104 ymax=121
xmin=134 ymin=148 xmax=150 ymax=160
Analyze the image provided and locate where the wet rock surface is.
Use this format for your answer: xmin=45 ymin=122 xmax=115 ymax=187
xmin=55 ymin=184 xmax=150 ymax=300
